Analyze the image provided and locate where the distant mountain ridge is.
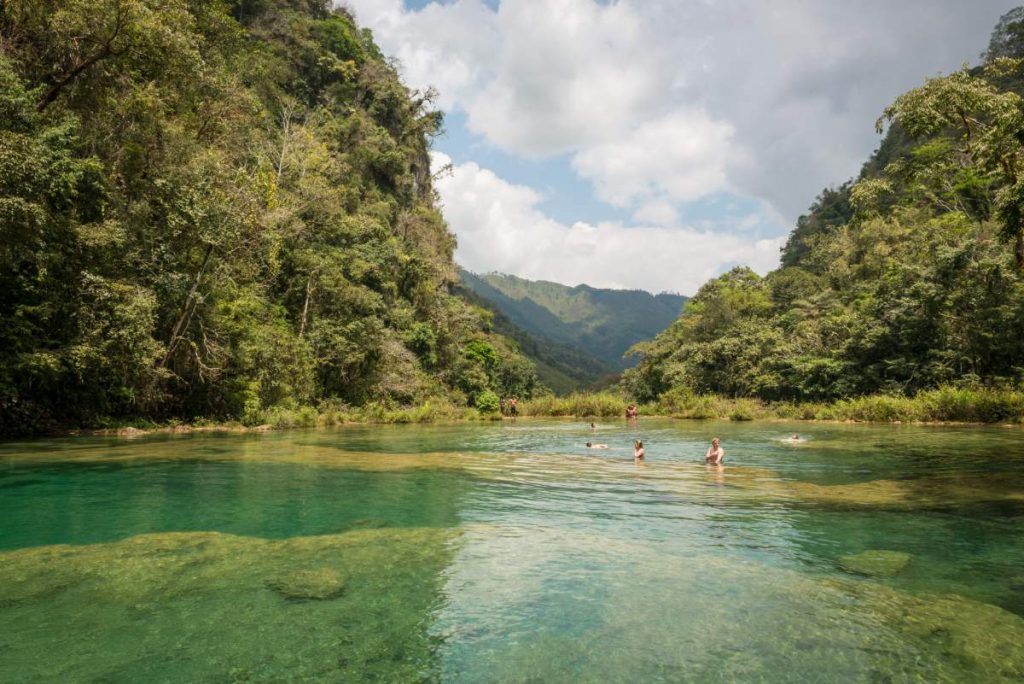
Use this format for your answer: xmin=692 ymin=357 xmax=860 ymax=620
xmin=457 ymin=270 xmax=687 ymax=391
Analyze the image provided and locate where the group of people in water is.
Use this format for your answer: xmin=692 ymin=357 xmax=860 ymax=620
xmin=584 ymin=423 xmax=725 ymax=465
xmin=581 ymin=430 xmax=805 ymax=466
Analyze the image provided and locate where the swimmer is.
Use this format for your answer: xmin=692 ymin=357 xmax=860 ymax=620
xmin=633 ymin=440 xmax=645 ymax=461
xmin=585 ymin=442 xmax=609 ymax=449
xmin=590 ymin=422 xmax=596 ymax=430
xmin=782 ymin=433 xmax=805 ymax=444
xmin=704 ymin=437 xmax=724 ymax=465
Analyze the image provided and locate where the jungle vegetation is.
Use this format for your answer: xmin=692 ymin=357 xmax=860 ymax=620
xmin=0 ymin=0 xmax=539 ymax=435
xmin=624 ymin=9 xmax=1024 ymax=410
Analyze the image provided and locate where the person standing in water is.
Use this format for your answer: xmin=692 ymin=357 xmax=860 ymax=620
xmin=704 ymin=437 xmax=724 ymax=465
xmin=634 ymin=440 xmax=645 ymax=461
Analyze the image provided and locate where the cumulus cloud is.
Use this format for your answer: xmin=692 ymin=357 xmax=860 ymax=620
xmin=571 ymin=110 xmax=738 ymax=209
xmin=433 ymin=153 xmax=784 ymax=294
xmin=346 ymin=0 xmax=1015 ymax=292
xmin=348 ymin=0 xmax=1014 ymax=219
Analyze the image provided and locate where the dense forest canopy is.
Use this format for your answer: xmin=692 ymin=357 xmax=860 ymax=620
xmin=0 ymin=0 xmax=539 ymax=434
xmin=625 ymin=8 xmax=1024 ymax=405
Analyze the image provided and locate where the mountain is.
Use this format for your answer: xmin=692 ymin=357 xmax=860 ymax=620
xmin=458 ymin=270 xmax=686 ymax=390
xmin=0 ymin=1 xmax=541 ymax=434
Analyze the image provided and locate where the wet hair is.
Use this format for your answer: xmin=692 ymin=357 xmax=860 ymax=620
xmin=634 ymin=440 xmax=643 ymax=448
xmin=586 ymin=442 xmax=592 ymax=447
xmin=712 ymin=437 xmax=720 ymax=445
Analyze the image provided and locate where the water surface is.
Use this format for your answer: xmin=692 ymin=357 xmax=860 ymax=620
xmin=2 ymin=419 xmax=1023 ymax=682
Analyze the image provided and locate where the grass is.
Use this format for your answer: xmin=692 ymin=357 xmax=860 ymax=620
xmin=647 ymin=385 xmax=1024 ymax=421
xmin=84 ymin=385 xmax=1024 ymax=436
xmin=519 ymin=392 xmax=628 ymax=418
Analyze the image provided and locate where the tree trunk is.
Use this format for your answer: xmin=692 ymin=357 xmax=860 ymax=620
xmin=160 ymin=244 xmax=214 ymax=367
xmin=298 ymin=275 xmax=314 ymax=338
xmin=35 ymin=5 xmax=126 ymax=112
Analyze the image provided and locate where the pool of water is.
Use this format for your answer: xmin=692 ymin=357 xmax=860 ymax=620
xmin=1 ymin=419 xmax=1023 ymax=682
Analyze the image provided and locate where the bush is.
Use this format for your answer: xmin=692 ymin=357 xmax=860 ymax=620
xmin=474 ymin=390 xmax=500 ymax=414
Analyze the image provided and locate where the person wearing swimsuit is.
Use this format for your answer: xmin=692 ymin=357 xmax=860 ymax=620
xmin=634 ymin=440 xmax=645 ymax=461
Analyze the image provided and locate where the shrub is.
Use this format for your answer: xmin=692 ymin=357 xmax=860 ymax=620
xmin=474 ymin=390 xmax=500 ymax=414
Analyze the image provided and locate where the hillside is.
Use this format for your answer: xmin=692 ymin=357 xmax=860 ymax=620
xmin=624 ymin=10 xmax=1024 ymax=403
xmin=0 ymin=0 xmax=539 ymax=434
xmin=458 ymin=270 xmax=686 ymax=381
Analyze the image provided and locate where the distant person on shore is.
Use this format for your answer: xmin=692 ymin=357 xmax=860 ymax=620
xmin=634 ymin=440 xmax=645 ymax=461
xmin=509 ymin=397 xmax=518 ymax=417
xmin=704 ymin=437 xmax=724 ymax=465
xmin=499 ymin=397 xmax=506 ymax=415
xmin=585 ymin=442 xmax=609 ymax=449
xmin=625 ymin=404 xmax=638 ymax=420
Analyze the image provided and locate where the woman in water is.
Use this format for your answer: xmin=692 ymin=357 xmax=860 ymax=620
xmin=634 ymin=440 xmax=645 ymax=461
xmin=704 ymin=437 xmax=724 ymax=465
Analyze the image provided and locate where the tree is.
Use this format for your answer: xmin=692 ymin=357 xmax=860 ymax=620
xmin=877 ymin=63 xmax=1024 ymax=268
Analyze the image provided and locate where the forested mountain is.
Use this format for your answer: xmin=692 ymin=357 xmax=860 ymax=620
xmin=0 ymin=0 xmax=539 ymax=435
xmin=453 ymin=279 xmax=615 ymax=394
xmin=624 ymin=8 xmax=1024 ymax=404
xmin=459 ymin=270 xmax=686 ymax=380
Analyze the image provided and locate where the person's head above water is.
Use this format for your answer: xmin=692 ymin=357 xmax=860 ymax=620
xmin=712 ymin=437 xmax=720 ymax=447
xmin=634 ymin=440 xmax=643 ymax=448
xmin=586 ymin=442 xmax=592 ymax=447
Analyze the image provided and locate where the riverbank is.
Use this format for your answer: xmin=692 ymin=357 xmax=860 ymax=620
xmin=18 ymin=385 xmax=1024 ymax=439
xmin=518 ymin=387 xmax=1024 ymax=424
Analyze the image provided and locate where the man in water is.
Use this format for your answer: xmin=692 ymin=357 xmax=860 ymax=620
xmin=704 ymin=437 xmax=724 ymax=465
xmin=585 ymin=442 xmax=609 ymax=449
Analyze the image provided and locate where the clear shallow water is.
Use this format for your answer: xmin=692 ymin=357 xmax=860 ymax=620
xmin=1 ymin=419 xmax=1023 ymax=682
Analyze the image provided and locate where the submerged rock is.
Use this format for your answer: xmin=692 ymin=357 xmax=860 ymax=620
xmin=268 ymin=568 xmax=345 ymax=600
xmin=838 ymin=549 xmax=912 ymax=576
xmin=0 ymin=528 xmax=457 ymax=682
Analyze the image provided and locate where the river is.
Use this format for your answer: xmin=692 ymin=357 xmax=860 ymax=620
xmin=1 ymin=419 xmax=1023 ymax=682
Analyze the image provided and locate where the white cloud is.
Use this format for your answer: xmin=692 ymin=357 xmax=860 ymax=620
xmin=571 ymin=110 xmax=738 ymax=209
xmin=433 ymin=153 xmax=783 ymax=294
xmin=348 ymin=0 xmax=1016 ymax=219
xmin=345 ymin=0 xmax=1016 ymax=292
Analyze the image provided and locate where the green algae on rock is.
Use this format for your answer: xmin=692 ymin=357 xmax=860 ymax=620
xmin=267 ymin=568 xmax=346 ymax=601
xmin=838 ymin=549 xmax=913 ymax=576
xmin=0 ymin=528 xmax=458 ymax=682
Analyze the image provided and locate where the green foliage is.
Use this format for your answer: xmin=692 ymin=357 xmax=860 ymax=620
xmin=985 ymin=8 xmax=1024 ymax=62
xmin=520 ymin=392 xmax=627 ymax=418
xmin=629 ymin=43 xmax=1024 ymax=408
xmin=474 ymin=390 xmax=500 ymax=414
xmin=0 ymin=1 xmax=539 ymax=434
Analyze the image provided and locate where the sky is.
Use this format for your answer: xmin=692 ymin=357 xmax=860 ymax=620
xmin=343 ymin=0 xmax=1018 ymax=294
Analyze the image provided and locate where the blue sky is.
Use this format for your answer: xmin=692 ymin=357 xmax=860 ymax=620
xmin=348 ymin=0 xmax=1017 ymax=293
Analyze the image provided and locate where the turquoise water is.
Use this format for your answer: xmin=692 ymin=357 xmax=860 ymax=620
xmin=2 ymin=419 xmax=1023 ymax=682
